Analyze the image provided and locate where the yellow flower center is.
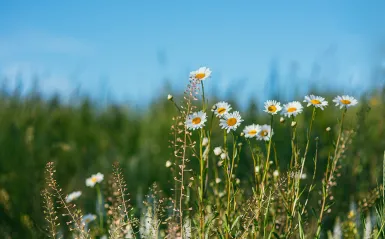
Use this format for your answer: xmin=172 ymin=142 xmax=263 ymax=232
xmin=287 ymin=107 xmax=297 ymax=113
xmin=91 ymin=177 xmax=97 ymax=183
xmin=268 ymin=105 xmax=277 ymax=112
xmin=340 ymin=99 xmax=351 ymax=105
xmin=310 ymin=99 xmax=321 ymax=105
xmin=195 ymin=73 xmax=206 ymax=79
xmin=227 ymin=118 xmax=237 ymax=126
xmin=217 ymin=107 xmax=226 ymax=114
xmin=192 ymin=117 xmax=201 ymax=125
xmin=248 ymin=130 xmax=257 ymax=135
xmin=260 ymin=130 xmax=268 ymax=137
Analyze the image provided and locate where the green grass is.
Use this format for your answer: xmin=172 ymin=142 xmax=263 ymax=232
xmin=1 ymin=77 xmax=385 ymax=238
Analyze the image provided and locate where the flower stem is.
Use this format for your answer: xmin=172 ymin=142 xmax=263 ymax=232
xmin=315 ymin=108 xmax=347 ymax=238
xmin=96 ymin=184 xmax=103 ymax=231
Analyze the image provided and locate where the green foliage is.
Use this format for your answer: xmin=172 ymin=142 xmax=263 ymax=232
xmin=1 ymin=81 xmax=385 ymax=238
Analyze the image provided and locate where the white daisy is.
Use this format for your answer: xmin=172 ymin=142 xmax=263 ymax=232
xmin=332 ymin=95 xmax=358 ymax=109
xmin=212 ymin=101 xmax=232 ymax=117
xmin=85 ymin=173 xmax=104 ymax=188
xmin=189 ymin=67 xmax=212 ymax=81
xmin=243 ymin=124 xmax=261 ymax=138
xmin=264 ymin=100 xmax=282 ymax=115
xmin=65 ymin=191 xmax=82 ymax=203
xmin=282 ymin=101 xmax=303 ymax=118
xmin=185 ymin=111 xmax=207 ymax=130
xmin=219 ymin=111 xmax=243 ymax=133
xmin=304 ymin=95 xmax=328 ymax=110
xmin=273 ymin=170 xmax=279 ymax=177
xmin=256 ymin=124 xmax=273 ymax=141
xmin=82 ymin=214 xmax=96 ymax=225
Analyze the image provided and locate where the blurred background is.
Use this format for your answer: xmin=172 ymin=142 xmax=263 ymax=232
xmin=1 ymin=1 xmax=385 ymax=238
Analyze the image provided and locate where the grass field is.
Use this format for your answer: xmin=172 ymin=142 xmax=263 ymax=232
xmin=1 ymin=67 xmax=385 ymax=238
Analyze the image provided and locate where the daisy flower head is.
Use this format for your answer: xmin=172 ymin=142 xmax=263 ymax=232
xmin=333 ymin=95 xmax=358 ymax=109
xmin=219 ymin=111 xmax=244 ymax=133
xmin=189 ymin=67 xmax=212 ymax=81
xmin=304 ymin=95 xmax=328 ymax=110
xmin=282 ymin=101 xmax=303 ymax=118
xmin=243 ymin=124 xmax=261 ymax=138
xmin=86 ymin=173 xmax=104 ymax=188
xmin=65 ymin=191 xmax=82 ymax=203
xmin=185 ymin=111 xmax=207 ymax=130
xmin=264 ymin=100 xmax=282 ymax=115
xmin=212 ymin=101 xmax=232 ymax=117
xmin=82 ymin=214 xmax=96 ymax=225
xmin=256 ymin=124 xmax=273 ymax=141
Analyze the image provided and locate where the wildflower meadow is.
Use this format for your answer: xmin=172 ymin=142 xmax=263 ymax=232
xmin=1 ymin=67 xmax=376 ymax=238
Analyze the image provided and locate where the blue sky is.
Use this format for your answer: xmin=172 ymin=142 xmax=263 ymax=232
xmin=1 ymin=1 xmax=385 ymax=105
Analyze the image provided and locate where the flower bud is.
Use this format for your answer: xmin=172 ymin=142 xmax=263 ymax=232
xmin=202 ymin=137 xmax=209 ymax=146
xmin=220 ymin=153 xmax=227 ymax=160
xmin=167 ymin=94 xmax=173 ymax=101
xmin=213 ymin=147 xmax=222 ymax=156
xmin=255 ymin=166 xmax=260 ymax=173
xmin=235 ymin=178 xmax=240 ymax=184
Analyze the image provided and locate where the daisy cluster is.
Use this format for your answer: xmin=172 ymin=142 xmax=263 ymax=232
xmin=184 ymin=67 xmax=359 ymax=141
xmin=186 ymin=100 xmax=244 ymax=133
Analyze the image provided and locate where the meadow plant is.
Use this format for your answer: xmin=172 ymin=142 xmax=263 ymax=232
xmin=41 ymin=67 xmax=385 ymax=238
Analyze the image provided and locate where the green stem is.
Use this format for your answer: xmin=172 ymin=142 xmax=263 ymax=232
xmin=247 ymin=139 xmax=258 ymax=186
xmin=201 ymin=80 xmax=206 ymax=111
xmin=315 ymin=108 xmax=347 ymax=238
xmin=303 ymin=107 xmax=316 ymax=162
xmin=199 ymin=130 xmax=205 ymax=239
xmin=261 ymin=115 xmax=274 ymax=194
xmin=96 ymin=184 xmax=103 ymax=231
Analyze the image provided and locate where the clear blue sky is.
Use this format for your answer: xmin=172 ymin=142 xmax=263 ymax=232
xmin=1 ymin=1 xmax=384 ymax=105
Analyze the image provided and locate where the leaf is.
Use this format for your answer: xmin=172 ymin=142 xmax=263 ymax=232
xmin=231 ymin=215 xmax=241 ymax=231
xmin=311 ymin=207 xmax=317 ymax=218
xmin=298 ymin=212 xmax=305 ymax=239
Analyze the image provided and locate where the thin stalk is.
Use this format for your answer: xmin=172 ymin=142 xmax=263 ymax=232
xmin=315 ymin=108 xmax=347 ymax=238
xmin=201 ymin=80 xmax=206 ymax=111
xmin=303 ymin=107 xmax=316 ymax=162
xmin=247 ymin=139 xmax=258 ymax=186
xmin=199 ymin=129 xmax=205 ymax=239
xmin=96 ymin=184 xmax=103 ymax=231
xmin=301 ymin=138 xmax=319 ymax=215
xmin=286 ymin=122 xmax=299 ymax=234
xmin=261 ymin=115 xmax=274 ymax=194
xmin=179 ymin=102 xmax=192 ymax=237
